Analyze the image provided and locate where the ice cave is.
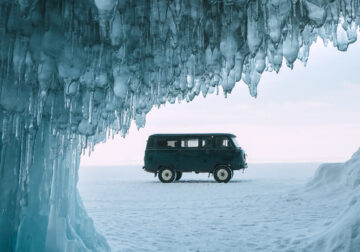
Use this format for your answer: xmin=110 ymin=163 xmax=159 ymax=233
xmin=0 ymin=0 xmax=359 ymax=251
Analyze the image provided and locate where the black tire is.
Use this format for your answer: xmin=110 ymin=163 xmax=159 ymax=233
xmin=158 ymin=167 xmax=176 ymax=183
xmin=175 ymin=171 xmax=182 ymax=181
xmin=214 ymin=166 xmax=232 ymax=183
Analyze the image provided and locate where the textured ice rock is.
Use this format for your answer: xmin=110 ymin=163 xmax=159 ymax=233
xmin=305 ymin=149 xmax=360 ymax=251
xmin=0 ymin=0 xmax=359 ymax=251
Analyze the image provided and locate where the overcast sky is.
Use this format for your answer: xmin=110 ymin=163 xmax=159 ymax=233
xmin=81 ymin=39 xmax=360 ymax=166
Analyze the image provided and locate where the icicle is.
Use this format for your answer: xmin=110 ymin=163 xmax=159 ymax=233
xmin=37 ymin=92 xmax=45 ymax=127
xmin=69 ymin=100 xmax=73 ymax=126
xmin=41 ymin=119 xmax=45 ymax=142
xmin=292 ymin=0 xmax=297 ymax=17
xmin=299 ymin=0 xmax=304 ymax=17
xmin=28 ymin=89 xmax=35 ymax=122
xmin=6 ymin=40 xmax=12 ymax=78
xmin=89 ymin=90 xmax=94 ymax=123
xmin=15 ymin=114 xmax=20 ymax=140
xmin=0 ymin=141 xmax=5 ymax=176
xmin=1 ymin=114 xmax=8 ymax=144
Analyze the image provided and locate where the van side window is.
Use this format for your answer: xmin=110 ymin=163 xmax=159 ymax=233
xmin=201 ymin=137 xmax=212 ymax=148
xmin=181 ymin=140 xmax=186 ymax=147
xmin=180 ymin=138 xmax=199 ymax=148
xmin=187 ymin=139 xmax=199 ymax=147
xmin=214 ymin=137 xmax=231 ymax=148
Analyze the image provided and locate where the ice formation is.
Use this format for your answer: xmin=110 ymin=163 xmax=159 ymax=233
xmin=305 ymin=149 xmax=360 ymax=251
xmin=0 ymin=0 xmax=359 ymax=251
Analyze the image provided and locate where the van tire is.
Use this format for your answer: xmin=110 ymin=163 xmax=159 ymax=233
xmin=158 ymin=167 xmax=176 ymax=183
xmin=214 ymin=166 xmax=232 ymax=183
xmin=175 ymin=171 xmax=182 ymax=181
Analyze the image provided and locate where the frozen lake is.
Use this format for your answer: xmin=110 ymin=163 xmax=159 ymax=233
xmin=79 ymin=163 xmax=347 ymax=251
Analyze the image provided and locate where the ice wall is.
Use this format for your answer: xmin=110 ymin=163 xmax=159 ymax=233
xmin=0 ymin=120 xmax=109 ymax=251
xmin=0 ymin=0 xmax=359 ymax=251
xmin=305 ymin=149 xmax=360 ymax=251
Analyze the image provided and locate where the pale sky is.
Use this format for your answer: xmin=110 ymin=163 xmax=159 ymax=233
xmin=81 ymin=40 xmax=360 ymax=166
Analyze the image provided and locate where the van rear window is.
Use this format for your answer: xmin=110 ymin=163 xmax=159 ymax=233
xmin=166 ymin=140 xmax=178 ymax=148
xmin=155 ymin=138 xmax=179 ymax=148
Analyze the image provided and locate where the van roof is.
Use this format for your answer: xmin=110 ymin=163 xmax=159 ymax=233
xmin=149 ymin=133 xmax=236 ymax=138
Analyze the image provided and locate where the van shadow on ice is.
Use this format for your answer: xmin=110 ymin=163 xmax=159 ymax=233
xmin=143 ymin=133 xmax=248 ymax=183
xmin=147 ymin=179 xmax=253 ymax=184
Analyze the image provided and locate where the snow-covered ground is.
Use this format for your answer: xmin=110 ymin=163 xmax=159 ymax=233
xmin=78 ymin=163 xmax=351 ymax=251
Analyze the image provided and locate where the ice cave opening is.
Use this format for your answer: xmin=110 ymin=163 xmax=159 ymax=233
xmin=0 ymin=0 xmax=359 ymax=251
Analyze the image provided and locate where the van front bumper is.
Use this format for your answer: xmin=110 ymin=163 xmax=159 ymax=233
xmin=233 ymin=162 xmax=248 ymax=170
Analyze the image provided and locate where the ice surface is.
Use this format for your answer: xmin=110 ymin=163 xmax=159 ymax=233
xmin=0 ymin=0 xmax=359 ymax=251
xmin=79 ymin=154 xmax=360 ymax=251
xmin=78 ymin=163 xmax=344 ymax=251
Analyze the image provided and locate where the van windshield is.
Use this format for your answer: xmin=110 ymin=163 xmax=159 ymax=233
xmin=231 ymin=137 xmax=240 ymax=147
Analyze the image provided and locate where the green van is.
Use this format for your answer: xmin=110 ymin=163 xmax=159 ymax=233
xmin=143 ymin=133 xmax=248 ymax=183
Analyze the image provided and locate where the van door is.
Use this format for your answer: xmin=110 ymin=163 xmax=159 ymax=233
xmin=177 ymin=138 xmax=202 ymax=172
xmin=154 ymin=137 xmax=180 ymax=170
xmin=164 ymin=138 xmax=181 ymax=169
xmin=200 ymin=136 xmax=213 ymax=172
xmin=211 ymin=136 xmax=236 ymax=166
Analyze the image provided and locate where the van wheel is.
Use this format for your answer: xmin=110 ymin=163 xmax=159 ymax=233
xmin=214 ymin=166 xmax=232 ymax=183
xmin=158 ymin=168 xmax=176 ymax=183
xmin=175 ymin=171 xmax=182 ymax=181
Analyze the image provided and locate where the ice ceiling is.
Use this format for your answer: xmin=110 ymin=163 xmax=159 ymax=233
xmin=0 ymin=0 xmax=359 ymax=251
